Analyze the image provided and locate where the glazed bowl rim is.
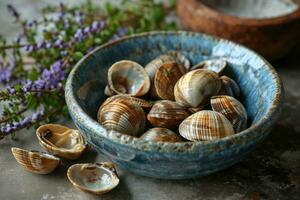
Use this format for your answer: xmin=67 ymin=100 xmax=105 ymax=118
xmin=188 ymin=0 xmax=300 ymax=26
xmin=65 ymin=31 xmax=284 ymax=154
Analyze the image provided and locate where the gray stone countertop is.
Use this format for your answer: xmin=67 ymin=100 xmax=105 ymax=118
xmin=0 ymin=1 xmax=299 ymax=200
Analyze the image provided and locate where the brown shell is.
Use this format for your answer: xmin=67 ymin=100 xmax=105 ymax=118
xmin=67 ymin=162 xmax=119 ymax=195
xmin=211 ymin=95 xmax=247 ymax=132
xmin=151 ymin=61 xmax=186 ymax=100
xmin=140 ymin=128 xmax=183 ymax=142
xmin=98 ymin=101 xmax=146 ymax=137
xmin=147 ymin=100 xmax=190 ymax=129
xmin=36 ymin=124 xmax=87 ymax=160
xmin=107 ymin=60 xmax=150 ymax=97
xmin=11 ymin=147 xmax=60 ymax=174
xmin=219 ymin=76 xmax=241 ymax=98
xmin=191 ymin=59 xmax=227 ymax=75
xmin=98 ymin=94 xmax=152 ymax=118
xmin=179 ymin=110 xmax=234 ymax=141
xmin=174 ymin=69 xmax=222 ymax=108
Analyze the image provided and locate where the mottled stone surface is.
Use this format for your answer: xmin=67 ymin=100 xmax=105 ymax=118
xmin=0 ymin=1 xmax=300 ymax=200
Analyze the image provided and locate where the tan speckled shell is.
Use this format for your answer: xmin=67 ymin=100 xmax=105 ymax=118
xmin=191 ymin=59 xmax=227 ymax=75
xmin=11 ymin=147 xmax=60 ymax=174
xmin=98 ymin=101 xmax=146 ymax=137
xmin=179 ymin=110 xmax=234 ymax=141
xmin=67 ymin=162 xmax=119 ymax=195
xmin=147 ymin=100 xmax=190 ymax=129
xmin=140 ymin=128 xmax=183 ymax=142
xmin=174 ymin=69 xmax=222 ymax=108
xmin=211 ymin=95 xmax=247 ymax=132
xmin=107 ymin=60 xmax=150 ymax=97
xmin=36 ymin=124 xmax=87 ymax=160
xmin=152 ymin=61 xmax=186 ymax=100
xmin=219 ymin=76 xmax=241 ymax=98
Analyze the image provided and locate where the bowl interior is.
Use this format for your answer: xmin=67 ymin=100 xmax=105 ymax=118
xmin=201 ymin=0 xmax=299 ymax=19
xmin=70 ymin=32 xmax=279 ymax=135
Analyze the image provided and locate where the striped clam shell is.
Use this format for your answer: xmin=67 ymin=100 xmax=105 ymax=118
xmin=219 ymin=76 xmax=241 ymax=98
xmin=140 ymin=128 xmax=183 ymax=142
xmin=98 ymin=101 xmax=146 ymax=137
xmin=145 ymin=52 xmax=190 ymax=80
xmin=211 ymin=95 xmax=247 ymax=132
xmin=107 ymin=60 xmax=150 ymax=97
xmin=191 ymin=59 xmax=227 ymax=75
xmin=179 ymin=110 xmax=234 ymax=141
xmin=174 ymin=69 xmax=222 ymax=108
xmin=152 ymin=61 xmax=186 ymax=100
xmin=97 ymin=94 xmax=152 ymax=118
xmin=11 ymin=147 xmax=60 ymax=174
xmin=36 ymin=124 xmax=87 ymax=160
xmin=147 ymin=100 xmax=190 ymax=129
xmin=67 ymin=162 xmax=119 ymax=195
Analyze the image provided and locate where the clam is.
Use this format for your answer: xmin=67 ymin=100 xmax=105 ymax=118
xmin=211 ymin=95 xmax=247 ymax=132
xmin=36 ymin=124 xmax=87 ymax=160
xmin=67 ymin=162 xmax=119 ymax=195
xmin=140 ymin=128 xmax=183 ymax=142
xmin=106 ymin=60 xmax=150 ymax=97
xmin=11 ymin=147 xmax=60 ymax=174
xmin=98 ymin=101 xmax=146 ymax=137
xmin=147 ymin=100 xmax=190 ymax=129
xmin=151 ymin=61 xmax=186 ymax=100
xmin=191 ymin=59 xmax=227 ymax=75
xmin=179 ymin=110 xmax=234 ymax=141
xmin=145 ymin=52 xmax=190 ymax=80
xmin=219 ymin=76 xmax=241 ymax=98
xmin=174 ymin=69 xmax=222 ymax=108
xmin=98 ymin=94 xmax=152 ymax=117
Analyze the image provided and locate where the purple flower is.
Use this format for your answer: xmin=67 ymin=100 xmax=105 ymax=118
xmin=7 ymin=86 xmax=16 ymax=94
xmin=75 ymin=16 xmax=82 ymax=24
xmin=45 ymin=42 xmax=52 ymax=49
xmin=37 ymin=40 xmax=44 ymax=49
xmin=109 ymin=27 xmax=128 ymax=41
xmin=54 ymin=39 xmax=63 ymax=48
xmin=60 ymin=50 xmax=68 ymax=56
xmin=64 ymin=19 xmax=70 ymax=28
xmin=7 ymin=4 xmax=19 ymax=19
xmin=0 ymin=62 xmax=14 ymax=83
xmin=84 ymin=26 xmax=91 ymax=34
xmin=24 ymin=45 xmax=34 ymax=52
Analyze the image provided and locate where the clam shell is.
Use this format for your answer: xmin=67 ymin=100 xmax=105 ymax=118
xmin=174 ymin=69 xmax=222 ymax=108
xmin=179 ymin=110 xmax=234 ymax=141
xmin=11 ymin=147 xmax=60 ymax=174
xmin=147 ymin=100 xmax=190 ymax=129
xmin=191 ymin=59 xmax=227 ymax=75
xmin=166 ymin=51 xmax=191 ymax=71
xmin=140 ymin=128 xmax=183 ymax=142
xmin=211 ymin=95 xmax=247 ymax=132
xmin=152 ymin=61 xmax=186 ymax=100
xmin=219 ymin=76 xmax=241 ymax=98
xmin=98 ymin=94 xmax=152 ymax=117
xmin=67 ymin=162 xmax=119 ymax=195
xmin=107 ymin=60 xmax=150 ymax=97
xmin=98 ymin=101 xmax=146 ymax=137
xmin=36 ymin=124 xmax=87 ymax=160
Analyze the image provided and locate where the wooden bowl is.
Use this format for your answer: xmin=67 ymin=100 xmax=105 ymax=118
xmin=177 ymin=0 xmax=300 ymax=60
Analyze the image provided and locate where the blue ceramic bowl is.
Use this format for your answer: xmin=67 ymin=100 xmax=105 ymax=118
xmin=65 ymin=31 xmax=284 ymax=179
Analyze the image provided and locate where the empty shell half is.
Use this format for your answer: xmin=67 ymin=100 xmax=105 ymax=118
xmin=36 ymin=124 xmax=87 ymax=160
xmin=11 ymin=147 xmax=60 ymax=174
xmin=179 ymin=110 xmax=234 ymax=141
xmin=106 ymin=60 xmax=150 ymax=97
xmin=140 ymin=128 xmax=183 ymax=142
xmin=211 ymin=95 xmax=247 ymax=132
xmin=67 ymin=162 xmax=119 ymax=195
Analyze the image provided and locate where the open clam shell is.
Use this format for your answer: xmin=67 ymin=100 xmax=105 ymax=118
xmin=211 ymin=95 xmax=247 ymax=132
xmin=219 ymin=76 xmax=241 ymax=98
xmin=11 ymin=147 xmax=60 ymax=174
xmin=140 ymin=128 xmax=183 ymax=142
xmin=147 ymin=100 xmax=190 ymax=129
xmin=191 ymin=59 xmax=227 ymax=75
xmin=67 ymin=162 xmax=119 ymax=195
xmin=107 ymin=60 xmax=150 ymax=97
xmin=179 ymin=110 xmax=234 ymax=141
xmin=36 ymin=124 xmax=87 ymax=160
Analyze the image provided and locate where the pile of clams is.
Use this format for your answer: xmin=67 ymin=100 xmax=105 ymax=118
xmin=98 ymin=52 xmax=248 ymax=142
